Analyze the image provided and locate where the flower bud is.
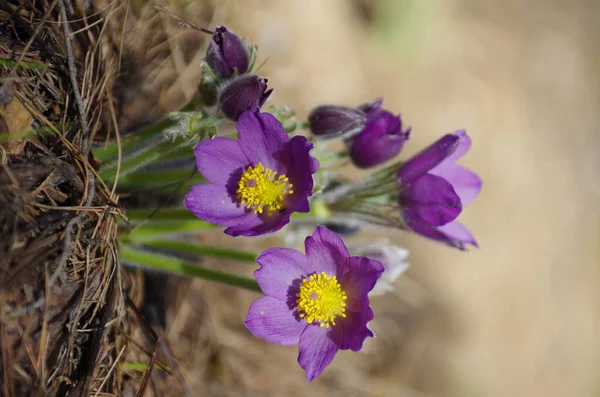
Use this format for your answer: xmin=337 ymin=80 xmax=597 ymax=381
xmin=206 ymin=26 xmax=250 ymax=80
xmin=307 ymin=105 xmax=367 ymax=139
xmin=348 ymin=108 xmax=410 ymax=168
xmin=218 ymin=75 xmax=272 ymax=121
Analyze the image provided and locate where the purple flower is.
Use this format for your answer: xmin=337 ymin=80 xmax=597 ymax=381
xmin=219 ymin=75 xmax=272 ymax=121
xmin=397 ymin=130 xmax=482 ymax=249
xmin=184 ymin=109 xmax=318 ymax=236
xmin=308 ymin=105 xmax=367 ymax=139
xmin=245 ymin=225 xmax=384 ymax=382
xmin=348 ymin=99 xmax=410 ymax=168
xmin=206 ymin=26 xmax=249 ymax=80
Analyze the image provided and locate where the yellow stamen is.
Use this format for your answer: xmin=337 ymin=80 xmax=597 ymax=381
xmin=296 ymin=272 xmax=347 ymax=328
xmin=236 ymin=162 xmax=293 ymax=215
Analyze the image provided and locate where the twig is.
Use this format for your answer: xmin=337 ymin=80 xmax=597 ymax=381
xmin=58 ymin=0 xmax=90 ymax=153
xmin=49 ymin=0 xmax=99 ymax=288
xmin=49 ymin=166 xmax=96 ymax=287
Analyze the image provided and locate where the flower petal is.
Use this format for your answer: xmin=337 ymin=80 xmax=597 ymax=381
xmin=431 ymin=164 xmax=482 ymax=207
xmin=298 ymin=325 xmax=340 ymax=382
xmin=402 ymin=211 xmax=468 ymax=250
xmin=223 ymin=211 xmax=291 ymax=237
xmin=283 ymin=135 xmax=317 ymax=213
xmin=255 ymin=247 xmax=311 ymax=301
xmin=304 ymin=226 xmax=350 ymax=276
xmin=399 ymin=173 xmax=462 ymax=226
xmin=339 ymin=256 xmax=384 ymax=312
xmin=237 ymin=109 xmax=289 ymax=170
xmin=398 ymin=133 xmax=460 ymax=184
xmin=436 ymin=130 xmax=471 ymax=167
xmin=437 ymin=220 xmax=478 ymax=248
xmin=184 ymin=184 xmax=247 ymax=226
xmin=245 ymin=297 xmax=306 ymax=346
xmin=194 ymin=137 xmax=247 ymax=185
xmin=334 ymin=307 xmax=374 ymax=351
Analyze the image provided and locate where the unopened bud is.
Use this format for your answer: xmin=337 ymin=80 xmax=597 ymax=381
xmin=218 ymin=75 xmax=272 ymax=121
xmin=307 ymin=105 xmax=367 ymax=139
xmin=206 ymin=26 xmax=250 ymax=80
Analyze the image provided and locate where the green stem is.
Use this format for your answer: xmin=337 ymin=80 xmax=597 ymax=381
xmin=122 ymin=220 xmax=217 ymax=240
xmin=120 ymin=247 xmax=260 ymax=292
xmin=125 ymin=207 xmax=200 ymax=222
xmin=139 ymin=239 xmax=257 ymax=263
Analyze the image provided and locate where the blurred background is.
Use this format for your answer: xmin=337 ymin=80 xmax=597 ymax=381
xmin=135 ymin=0 xmax=600 ymax=395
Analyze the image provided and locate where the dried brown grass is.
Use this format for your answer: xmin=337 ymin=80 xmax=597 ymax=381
xmin=0 ymin=1 xmax=213 ymax=395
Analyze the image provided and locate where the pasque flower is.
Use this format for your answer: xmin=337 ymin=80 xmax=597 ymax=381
xmin=219 ymin=75 xmax=272 ymax=120
xmin=185 ymin=108 xmax=318 ymax=236
xmin=206 ymin=26 xmax=250 ymax=80
xmin=348 ymin=98 xmax=410 ymax=168
xmin=245 ymin=225 xmax=384 ymax=382
xmin=398 ymin=130 xmax=481 ymax=249
xmin=308 ymin=105 xmax=367 ymax=139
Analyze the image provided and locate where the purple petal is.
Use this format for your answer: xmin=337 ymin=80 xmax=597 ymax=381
xmin=298 ymin=325 xmax=340 ymax=382
xmin=245 ymin=297 xmax=307 ymax=346
xmin=399 ymin=173 xmax=462 ymax=226
xmin=398 ymin=133 xmax=460 ymax=184
xmin=434 ymin=130 xmax=471 ymax=169
xmin=184 ymin=184 xmax=247 ymax=226
xmin=255 ymin=247 xmax=310 ymax=301
xmin=349 ymin=130 xmax=408 ymax=168
xmin=430 ymin=164 xmax=482 ymax=207
xmin=333 ymin=307 xmax=374 ymax=351
xmin=283 ymin=136 xmax=317 ymax=213
xmin=194 ymin=137 xmax=247 ymax=185
xmin=402 ymin=211 xmax=467 ymax=250
xmin=304 ymin=226 xmax=350 ymax=276
xmin=437 ymin=221 xmax=478 ymax=248
xmin=339 ymin=256 xmax=384 ymax=312
xmin=224 ymin=210 xmax=291 ymax=237
xmin=237 ymin=109 xmax=289 ymax=170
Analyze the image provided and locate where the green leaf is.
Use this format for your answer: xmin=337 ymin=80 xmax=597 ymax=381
xmin=95 ymin=117 xmax=177 ymax=162
xmin=117 ymin=168 xmax=204 ymax=189
xmin=99 ymin=139 xmax=188 ymax=181
xmin=0 ymin=59 xmax=47 ymax=69
xmin=122 ymin=362 xmax=170 ymax=373
xmin=120 ymin=246 xmax=260 ymax=292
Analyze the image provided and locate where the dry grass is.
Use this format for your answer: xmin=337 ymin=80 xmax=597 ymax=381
xmin=0 ymin=1 xmax=211 ymax=395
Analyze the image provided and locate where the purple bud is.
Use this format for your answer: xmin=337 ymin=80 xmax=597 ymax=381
xmin=308 ymin=105 xmax=367 ymax=139
xmin=218 ymin=75 xmax=272 ymax=121
xmin=206 ymin=26 xmax=249 ymax=80
xmin=348 ymin=109 xmax=410 ymax=168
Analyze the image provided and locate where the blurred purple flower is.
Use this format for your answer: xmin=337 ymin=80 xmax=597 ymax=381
xmin=219 ymin=75 xmax=272 ymax=121
xmin=307 ymin=105 xmax=367 ymax=139
xmin=185 ymin=109 xmax=318 ymax=236
xmin=398 ymin=130 xmax=482 ymax=249
xmin=245 ymin=225 xmax=384 ymax=381
xmin=348 ymin=98 xmax=410 ymax=168
xmin=206 ymin=26 xmax=249 ymax=80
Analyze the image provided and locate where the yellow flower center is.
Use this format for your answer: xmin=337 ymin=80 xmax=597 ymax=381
xmin=236 ymin=163 xmax=294 ymax=215
xmin=296 ymin=272 xmax=347 ymax=328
